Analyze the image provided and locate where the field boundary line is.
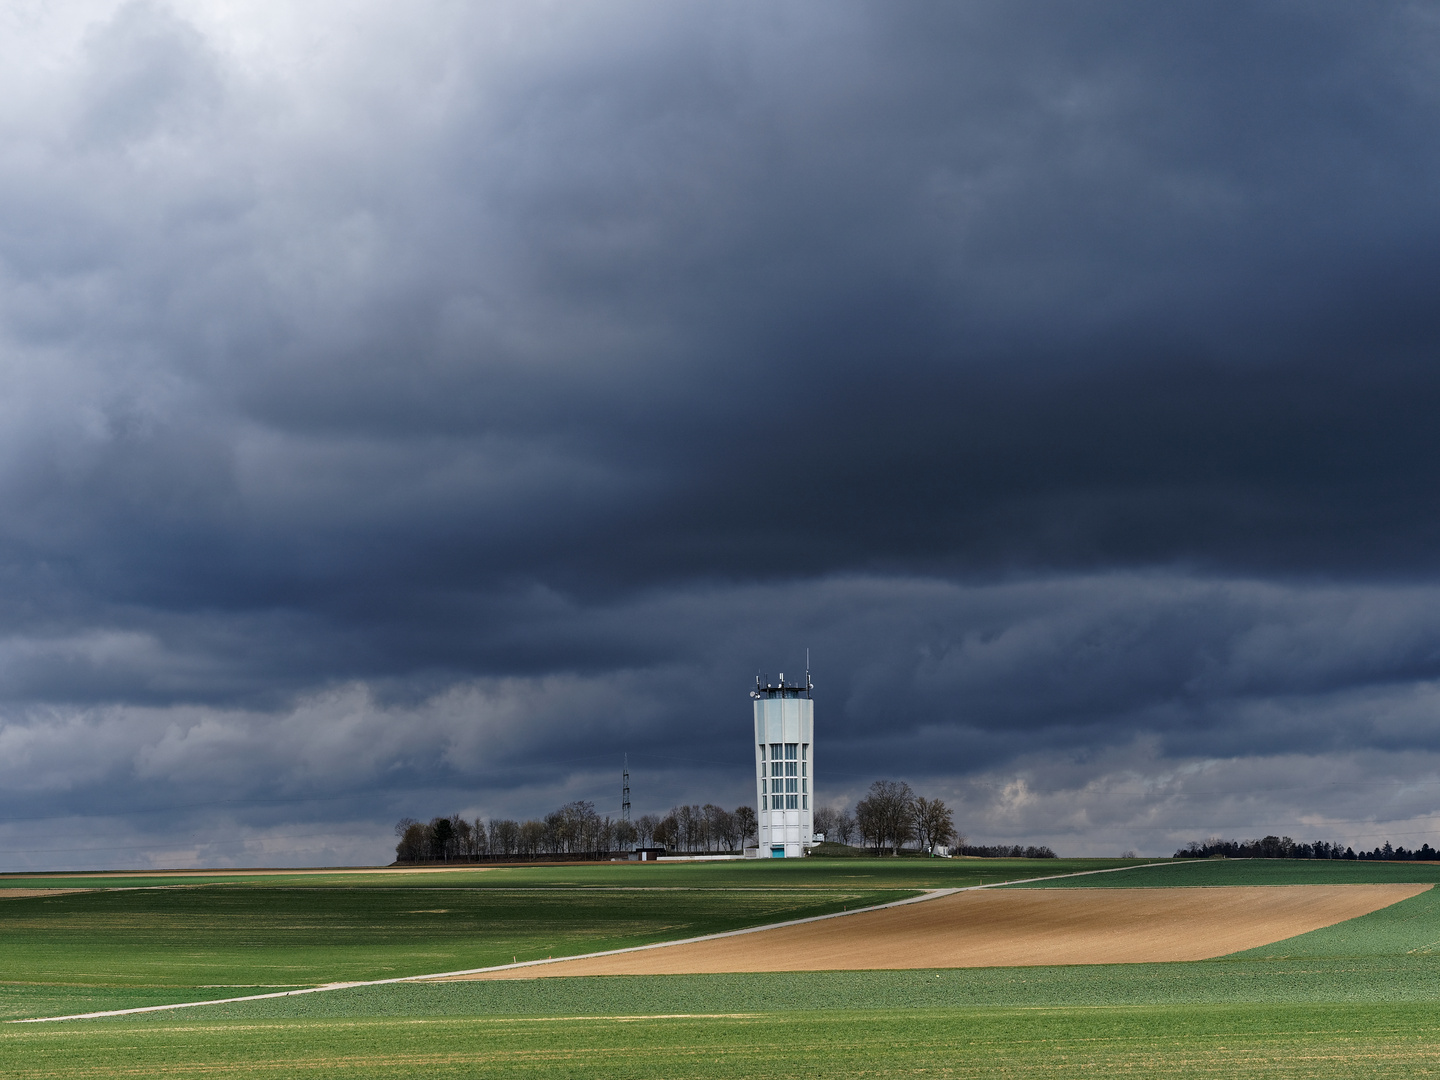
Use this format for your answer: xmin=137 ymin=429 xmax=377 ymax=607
xmin=10 ymin=861 xmax=1171 ymax=1024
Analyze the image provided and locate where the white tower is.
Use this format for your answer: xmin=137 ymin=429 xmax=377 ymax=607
xmin=752 ymin=667 xmax=814 ymax=858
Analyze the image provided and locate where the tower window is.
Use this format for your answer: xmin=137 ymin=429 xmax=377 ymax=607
xmin=785 ymin=743 xmax=798 ymax=760
xmin=786 ymin=794 xmax=798 ymax=809
xmin=759 ymin=744 xmax=766 ymax=760
xmin=785 ymin=778 xmax=797 ymax=794
xmin=772 ymin=794 xmax=783 ymax=809
xmin=785 ymin=761 xmax=797 ymax=777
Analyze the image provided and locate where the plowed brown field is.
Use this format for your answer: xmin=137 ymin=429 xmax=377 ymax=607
xmin=449 ymin=883 xmax=1427 ymax=978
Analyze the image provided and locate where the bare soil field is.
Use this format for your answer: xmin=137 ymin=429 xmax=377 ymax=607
xmin=452 ymin=883 xmax=1428 ymax=978
xmin=0 ymin=889 xmax=92 ymax=900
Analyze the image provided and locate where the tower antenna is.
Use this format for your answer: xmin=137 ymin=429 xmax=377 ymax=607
xmin=621 ymin=755 xmax=631 ymax=824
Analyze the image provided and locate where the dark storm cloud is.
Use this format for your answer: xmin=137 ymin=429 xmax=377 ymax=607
xmin=13 ymin=1 xmax=1440 ymax=589
xmin=1 ymin=1 xmax=1439 ymax=865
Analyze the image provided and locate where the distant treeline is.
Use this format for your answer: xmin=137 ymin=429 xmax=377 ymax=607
xmin=814 ymin=781 xmax=1056 ymax=857
xmin=395 ymin=778 xmax=1057 ymax=863
xmin=954 ymin=844 xmax=1058 ymax=859
xmin=394 ymin=800 xmax=758 ymax=863
xmin=1175 ymin=836 xmax=1440 ymax=861
xmin=813 ymin=781 xmax=962 ymax=856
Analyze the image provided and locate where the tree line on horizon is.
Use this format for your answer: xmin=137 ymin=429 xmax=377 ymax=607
xmin=394 ymin=800 xmax=759 ymax=862
xmin=824 ymin=780 xmax=1057 ymax=858
xmin=1175 ymin=836 xmax=1440 ymax=861
xmin=819 ymin=780 xmax=957 ymax=856
xmin=393 ymin=778 xmax=1057 ymax=863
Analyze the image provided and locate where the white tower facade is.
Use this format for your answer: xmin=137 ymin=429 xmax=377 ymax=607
xmin=752 ymin=670 xmax=813 ymax=858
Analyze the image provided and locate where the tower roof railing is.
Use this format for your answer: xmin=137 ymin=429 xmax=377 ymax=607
xmin=751 ymin=672 xmax=813 ymax=699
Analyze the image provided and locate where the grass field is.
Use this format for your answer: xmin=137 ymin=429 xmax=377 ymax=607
xmin=0 ymin=855 xmax=1132 ymax=892
xmin=5 ymin=857 xmax=1440 ymax=1077
xmin=0 ymin=858 xmax=1124 ymax=1022
xmin=1004 ymin=857 xmax=1440 ymax=888
xmin=7 ymin=1003 xmax=1440 ymax=1078
xmin=0 ymin=878 xmax=902 ymax=1021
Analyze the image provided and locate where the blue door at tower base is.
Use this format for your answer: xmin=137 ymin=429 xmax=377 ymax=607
xmin=770 ymin=845 xmax=785 ymax=858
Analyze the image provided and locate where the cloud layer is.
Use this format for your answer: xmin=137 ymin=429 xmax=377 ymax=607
xmin=2 ymin=1 xmax=1440 ymax=865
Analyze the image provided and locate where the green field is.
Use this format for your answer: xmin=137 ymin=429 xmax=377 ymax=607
xmin=5 ymin=858 xmax=1440 ymax=1077
xmin=1004 ymin=856 xmax=1440 ymax=888
xmin=6 ymin=1003 xmax=1440 ymax=1078
xmin=0 ymin=855 xmax=1133 ymax=893
xmin=0 ymin=858 xmax=1122 ymax=1021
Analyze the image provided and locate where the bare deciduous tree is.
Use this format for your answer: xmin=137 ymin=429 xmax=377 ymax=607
xmin=913 ymin=797 xmax=957 ymax=856
xmin=489 ymin=819 xmax=519 ymax=856
xmin=812 ymin=805 xmax=839 ymax=840
xmin=734 ymin=805 xmax=757 ymax=848
xmin=614 ymin=819 xmax=638 ymax=850
xmin=706 ymin=804 xmax=739 ymax=851
xmin=832 ymin=810 xmax=856 ymax=846
xmin=855 ymin=780 xmax=916 ymax=855
xmin=518 ymin=819 xmax=545 ymax=857
xmin=394 ymin=818 xmax=428 ymax=862
xmin=653 ymin=811 xmax=677 ymax=851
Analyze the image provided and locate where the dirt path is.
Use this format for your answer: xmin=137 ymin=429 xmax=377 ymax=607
xmin=447 ymin=883 xmax=1428 ymax=978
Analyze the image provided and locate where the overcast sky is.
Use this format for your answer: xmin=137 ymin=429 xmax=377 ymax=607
xmin=3 ymin=1 xmax=1440 ymax=868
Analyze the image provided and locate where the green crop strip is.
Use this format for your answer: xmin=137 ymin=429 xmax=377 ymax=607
xmin=1003 ymin=858 xmax=1440 ymax=888
xmin=5 ymin=1004 xmax=1440 ymax=1078
xmin=0 ymin=856 xmax=1137 ymax=893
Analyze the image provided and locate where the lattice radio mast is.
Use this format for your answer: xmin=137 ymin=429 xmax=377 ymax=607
xmin=621 ymin=754 xmax=631 ymax=824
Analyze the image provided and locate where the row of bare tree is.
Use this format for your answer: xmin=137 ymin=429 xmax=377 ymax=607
xmin=394 ymin=800 xmax=760 ymax=862
xmin=395 ymin=802 xmax=626 ymax=862
xmin=394 ymin=780 xmax=1053 ymax=863
xmin=652 ymin=803 xmax=758 ymax=852
xmin=815 ymin=780 xmax=963 ymax=856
